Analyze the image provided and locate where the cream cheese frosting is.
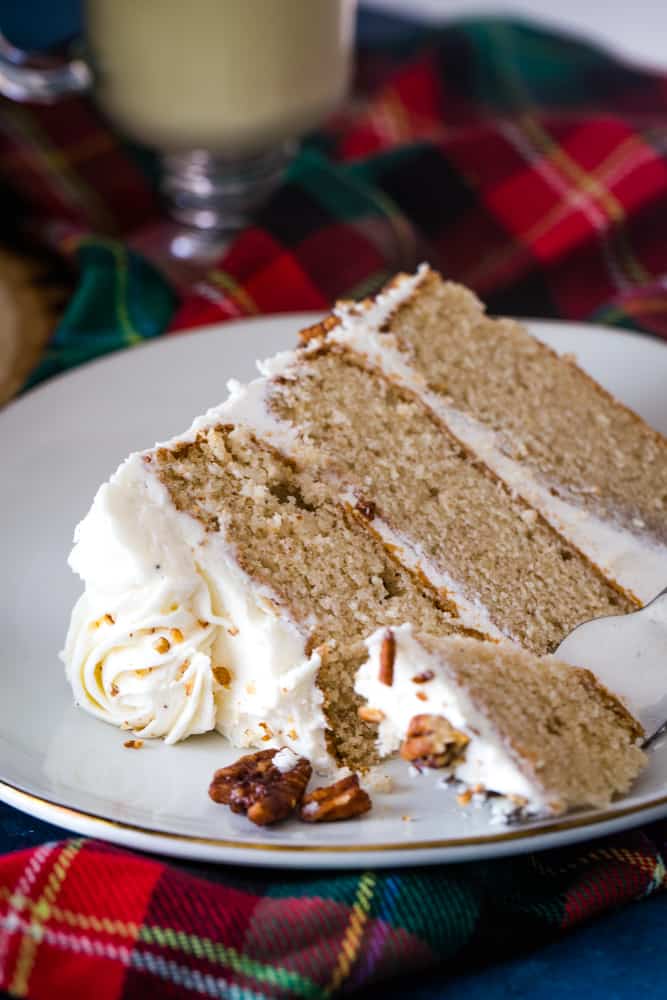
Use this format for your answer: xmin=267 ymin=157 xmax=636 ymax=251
xmin=63 ymin=450 xmax=328 ymax=766
xmin=355 ymin=624 xmax=549 ymax=813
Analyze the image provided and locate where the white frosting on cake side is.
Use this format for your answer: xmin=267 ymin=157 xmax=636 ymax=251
xmin=63 ymin=452 xmax=329 ymax=766
xmin=324 ymin=299 xmax=667 ymax=605
xmin=355 ymin=624 xmax=550 ymax=815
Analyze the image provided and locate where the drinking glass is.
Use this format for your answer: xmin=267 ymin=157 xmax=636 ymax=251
xmin=0 ymin=0 xmax=356 ymax=240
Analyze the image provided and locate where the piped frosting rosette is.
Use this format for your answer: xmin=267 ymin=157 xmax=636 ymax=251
xmin=64 ymin=575 xmax=230 ymax=744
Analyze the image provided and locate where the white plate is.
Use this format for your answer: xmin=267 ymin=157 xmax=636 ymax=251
xmin=2 ymin=314 xmax=667 ymax=869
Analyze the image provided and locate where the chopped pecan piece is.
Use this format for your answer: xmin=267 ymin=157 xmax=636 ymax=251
xmin=400 ymin=714 xmax=469 ymax=769
xmin=358 ymin=705 xmax=384 ymax=723
xmin=355 ymin=497 xmax=376 ymax=520
xmin=212 ymin=665 xmax=232 ymax=687
xmin=300 ymin=774 xmax=372 ymax=823
xmin=208 ymin=748 xmax=311 ymax=826
xmin=411 ymin=669 xmax=434 ymax=684
xmin=378 ymin=629 xmax=395 ymax=686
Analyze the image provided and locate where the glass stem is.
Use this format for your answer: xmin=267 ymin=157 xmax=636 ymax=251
xmin=160 ymin=143 xmax=293 ymax=232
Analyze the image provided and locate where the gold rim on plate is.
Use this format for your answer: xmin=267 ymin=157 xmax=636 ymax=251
xmin=2 ymin=777 xmax=667 ymax=854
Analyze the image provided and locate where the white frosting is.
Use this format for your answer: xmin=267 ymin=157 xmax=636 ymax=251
xmin=63 ymin=451 xmax=329 ymax=766
xmin=355 ymin=625 xmax=550 ymax=815
xmin=272 ymin=747 xmax=302 ymax=773
xmin=333 ymin=263 xmax=429 ymax=330
xmin=64 ymin=454 xmax=221 ymax=744
xmin=325 ymin=300 xmax=667 ymax=605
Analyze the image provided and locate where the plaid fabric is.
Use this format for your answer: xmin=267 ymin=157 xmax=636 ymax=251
xmin=2 ymin=13 xmax=667 ymax=998
xmin=0 ymin=16 xmax=665 ymax=384
xmin=0 ymin=825 xmax=666 ymax=1000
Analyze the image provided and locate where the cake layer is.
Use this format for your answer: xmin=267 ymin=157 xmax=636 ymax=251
xmin=267 ymin=348 xmax=633 ymax=653
xmin=308 ymin=267 xmax=667 ymax=603
xmin=355 ymin=625 xmax=647 ymax=815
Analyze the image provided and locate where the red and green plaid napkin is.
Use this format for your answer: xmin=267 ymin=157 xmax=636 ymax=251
xmin=2 ymin=15 xmax=667 ymax=999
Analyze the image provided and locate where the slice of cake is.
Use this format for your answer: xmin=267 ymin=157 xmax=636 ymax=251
xmin=355 ymin=625 xmax=647 ymax=816
xmin=62 ymin=265 xmax=667 ymax=778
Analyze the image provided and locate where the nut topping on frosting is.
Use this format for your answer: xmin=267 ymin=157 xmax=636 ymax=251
xmin=411 ymin=669 xmax=434 ymax=684
xmin=208 ymin=748 xmax=312 ymax=826
xmin=400 ymin=714 xmax=469 ymax=769
xmin=300 ymin=774 xmax=371 ymax=823
xmin=358 ymin=705 xmax=385 ymax=723
xmin=212 ymin=666 xmax=232 ymax=687
xmin=378 ymin=629 xmax=396 ymax=686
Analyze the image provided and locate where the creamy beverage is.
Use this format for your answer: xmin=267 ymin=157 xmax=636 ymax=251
xmin=85 ymin=0 xmax=356 ymax=153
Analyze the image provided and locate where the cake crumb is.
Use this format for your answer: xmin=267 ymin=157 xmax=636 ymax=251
xmin=363 ymin=771 xmax=394 ymax=793
xmin=124 ymin=739 xmax=144 ymax=750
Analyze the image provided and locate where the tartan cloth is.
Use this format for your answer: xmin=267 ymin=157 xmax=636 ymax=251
xmin=2 ymin=12 xmax=667 ymax=998
xmin=0 ymin=14 xmax=665 ymax=385
xmin=0 ymin=824 xmax=665 ymax=1000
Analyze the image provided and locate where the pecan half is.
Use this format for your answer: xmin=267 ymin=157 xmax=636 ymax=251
xmin=400 ymin=714 xmax=469 ymax=769
xmin=378 ymin=629 xmax=395 ymax=686
xmin=300 ymin=773 xmax=372 ymax=823
xmin=208 ymin=748 xmax=312 ymax=826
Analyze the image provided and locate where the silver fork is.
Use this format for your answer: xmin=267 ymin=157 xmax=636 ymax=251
xmin=555 ymin=586 xmax=667 ymax=749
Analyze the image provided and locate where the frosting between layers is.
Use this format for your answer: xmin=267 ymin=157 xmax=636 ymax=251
xmin=339 ymin=489 xmax=504 ymax=640
xmin=355 ymin=625 xmax=550 ymax=814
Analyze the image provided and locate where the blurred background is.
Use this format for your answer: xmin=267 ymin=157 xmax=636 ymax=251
xmin=2 ymin=0 xmax=665 ymax=67
xmin=1 ymin=0 xmax=666 ymax=404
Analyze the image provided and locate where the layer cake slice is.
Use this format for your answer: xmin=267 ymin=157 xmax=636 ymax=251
xmin=63 ymin=266 xmax=667 ymax=779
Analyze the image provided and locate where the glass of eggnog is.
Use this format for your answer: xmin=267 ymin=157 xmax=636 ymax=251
xmin=0 ymin=0 xmax=356 ymax=231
